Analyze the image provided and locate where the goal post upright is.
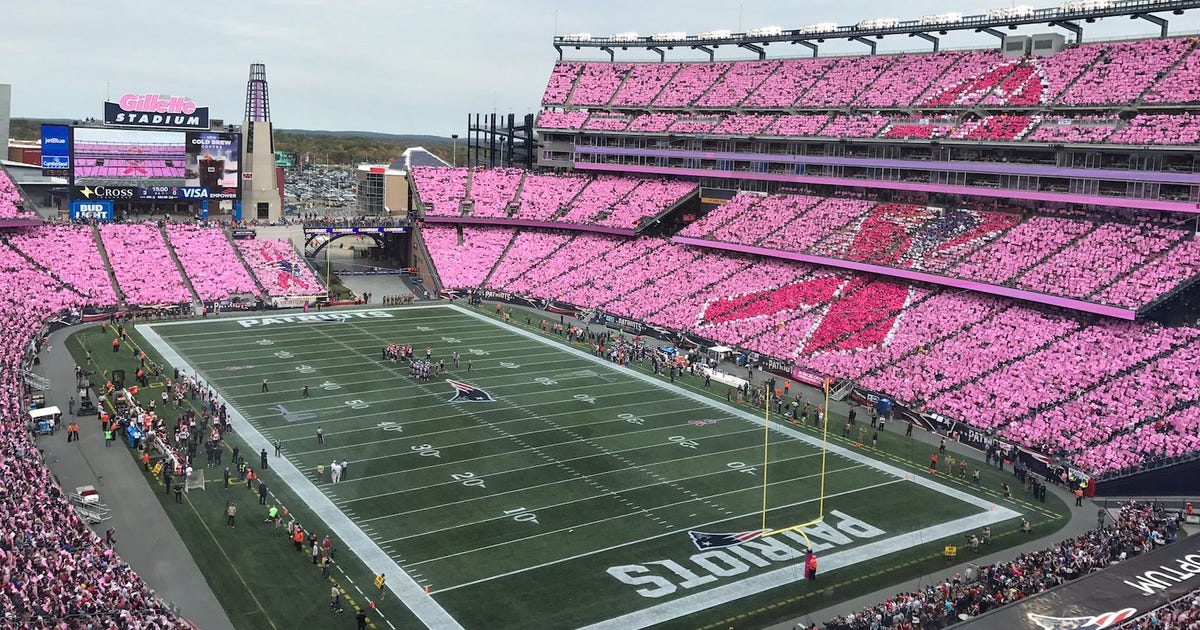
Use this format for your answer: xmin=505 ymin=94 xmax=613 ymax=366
xmin=759 ymin=377 xmax=834 ymax=546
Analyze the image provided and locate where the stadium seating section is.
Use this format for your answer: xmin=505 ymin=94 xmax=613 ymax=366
xmin=537 ymin=37 xmax=1200 ymax=145
xmin=422 ymin=222 xmax=1200 ymax=477
xmin=412 ymin=167 xmax=698 ymax=229
xmin=0 ymin=167 xmax=34 ymax=219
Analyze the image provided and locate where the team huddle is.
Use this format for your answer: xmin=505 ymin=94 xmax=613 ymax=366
xmin=382 ymin=343 xmax=465 ymax=382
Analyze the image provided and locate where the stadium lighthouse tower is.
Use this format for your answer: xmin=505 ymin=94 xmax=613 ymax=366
xmin=240 ymin=63 xmax=281 ymax=222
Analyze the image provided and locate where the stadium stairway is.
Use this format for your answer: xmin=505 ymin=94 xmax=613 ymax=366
xmin=159 ymin=224 xmax=202 ymax=304
xmin=1004 ymin=220 xmax=1101 ymax=286
xmin=223 ymin=228 xmax=269 ymax=298
xmin=505 ymin=172 xmax=527 ymax=218
xmin=477 ymin=228 xmax=523 ymax=289
xmin=1084 ymin=239 xmax=1184 ymax=302
xmin=90 ymin=225 xmax=127 ymax=307
xmin=0 ymin=239 xmax=90 ymax=302
xmin=993 ymin=334 xmax=1200 ymax=435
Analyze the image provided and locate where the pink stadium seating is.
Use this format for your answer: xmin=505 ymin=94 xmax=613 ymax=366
xmin=467 ymin=168 xmax=524 ymax=218
xmin=819 ymin=114 xmax=890 ymax=138
xmin=412 ymin=166 xmax=468 ymax=216
xmin=583 ymin=112 xmax=632 ymax=131
xmin=166 ymin=224 xmax=259 ymax=301
xmin=422 ymin=225 xmax=515 ymax=288
xmin=537 ymin=110 xmax=589 ymax=130
xmin=1058 ymin=39 xmax=1192 ymax=106
xmin=628 ymin=112 xmax=678 ymax=133
xmin=98 ymin=224 xmax=192 ymax=304
xmin=1027 ymin=116 xmax=1119 ymax=143
xmin=1107 ymin=113 xmax=1200 ymax=145
xmin=542 ymin=62 xmax=582 ymax=105
xmin=668 ymin=116 xmax=721 ymax=134
xmin=569 ymin=63 xmax=631 ymax=106
xmin=745 ymin=58 xmax=837 ymax=108
xmin=764 ymin=114 xmax=830 ymax=137
xmin=711 ymin=113 xmax=776 ymax=136
xmin=696 ymin=60 xmax=781 ymax=108
xmin=653 ymin=63 xmax=728 ymax=107
xmin=236 ymin=238 xmax=323 ymax=297
xmin=799 ymin=56 xmax=894 ymax=108
xmin=1039 ymin=45 xmax=1105 ymax=103
xmin=8 ymin=226 xmax=118 ymax=305
xmin=1143 ymin=42 xmax=1200 ymax=103
xmin=558 ymin=175 xmax=641 ymax=226
xmin=516 ymin=174 xmax=589 ymax=221
xmin=952 ymin=114 xmax=1035 ymax=141
xmin=882 ymin=119 xmax=958 ymax=139
xmin=1015 ymin=223 xmax=1183 ymax=298
xmin=0 ymin=168 xmax=32 ymax=219
xmin=611 ymin=63 xmax=680 ymax=106
xmin=857 ymin=52 xmax=959 ymax=107
xmin=920 ymin=51 xmax=1013 ymax=106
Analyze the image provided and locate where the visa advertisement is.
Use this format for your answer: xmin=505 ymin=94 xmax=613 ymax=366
xmin=185 ymin=132 xmax=241 ymax=200
xmin=40 ymin=124 xmax=71 ymax=171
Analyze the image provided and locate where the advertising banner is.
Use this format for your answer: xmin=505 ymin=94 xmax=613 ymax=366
xmin=40 ymin=124 xmax=70 ymax=171
xmin=69 ymin=200 xmax=114 ymax=221
xmin=961 ymin=540 xmax=1200 ymax=629
xmin=185 ymin=132 xmax=241 ymax=200
xmin=104 ymin=93 xmax=209 ymax=130
xmin=74 ymin=185 xmax=137 ymax=201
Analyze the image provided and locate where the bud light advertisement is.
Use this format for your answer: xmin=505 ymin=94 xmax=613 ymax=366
xmin=69 ymin=200 xmax=114 ymax=221
xmin=41 ymin=124 xmax=71 ymax=171
xmin=185 ymin=132 xmax=241 ymax=200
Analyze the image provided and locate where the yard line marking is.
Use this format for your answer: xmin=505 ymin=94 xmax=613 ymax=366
xmin=428 ymin=476 xmax=900 ymax=591
xmin=137 ymin=321 xmax=465 ymax=630
xmin=387 ymin=462 xmax=864 ymax=547
xmin=364 ymin=450 xmax=824 ymax=523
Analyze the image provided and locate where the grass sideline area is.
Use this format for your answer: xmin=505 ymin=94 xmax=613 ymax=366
xmin=70 ymin=304 xmax=1070 ymax=630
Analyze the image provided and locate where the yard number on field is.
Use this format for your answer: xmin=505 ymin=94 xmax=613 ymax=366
xmin=416 ymin=326 xmax=434 ymax=332
xmin=452 ymin=472 xmax=486 ymax=489
xmin=296 ymin=364 xmax=316 ymax=374
xmin=504 ymin=507 xmax=539 ymax=525
xmin=442 ymin=336 xmax=462 ymax=344
xmin=727 ymin=461 xmax=758 ymax=475
xmin=321 ymin=381 xmax=341 ymax=391
xmin=412 ymin=444 xmax=441 ymax=458
xmin=377 ymin=421 xmax=402 ymax=432
xmin=535 ymin=377 xmax=558 ymax=385
xmin=345 ymin=399 xmax=370 ymax=410
xmin=619 ymin=413 xmax=645 ymax=426
xmin=499 ymin=362 xmax=520 ymax=369
xmin=468 ymin=348 xmax=489 ymax=356
xmin=669 ymin=436 xmax=700 ymax=449
xmin=274 ymin=350 xmax=294 ymax=359
xmin=574 ymin=394 xmax=597 ymax=404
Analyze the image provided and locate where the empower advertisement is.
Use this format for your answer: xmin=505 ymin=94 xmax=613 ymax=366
xmin=40 ymin=124 xmax=70 ymax=170
xmin=103 ymin=93 xmax=209 ymax=130
xmin=185 ymin=132 xmax=241 ymax=200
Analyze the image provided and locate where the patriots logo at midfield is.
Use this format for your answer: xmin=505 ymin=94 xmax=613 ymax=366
xmin=1027 ymin=608 xmax=1138 ymax=630
xmin=687 ymin=529 xmax=765 ymax=550
xmin=446 ymin=380 xmax=495 ymax=403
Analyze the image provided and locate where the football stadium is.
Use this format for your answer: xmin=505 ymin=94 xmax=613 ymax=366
xmin=4 ymin=1 xmax=1200 ymax=629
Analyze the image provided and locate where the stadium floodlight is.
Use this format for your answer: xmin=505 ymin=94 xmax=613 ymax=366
xmin=610 ymin=31 xmax=640 ymax=42
xmin=920 ymin=12 xmax=964 ymax=25
xmin=798 ymin=22 xmax=839 ymax=34
xmin=698 ymin=29 xmax=733 ymax=40
xmin=562 ymin=32 xmax=592 ymax=42
xmin=857 ymin=17 xmax=900 ymax=29
xmin=987 ymin=4 xmax=1035 ymax=19
xmin=1063 ymin=0 xmax=1115 ymax=11
xmin=651 ymin=31 xmax=687 ymax=41
xmin=746 ymin=25 xmax=783 ymax=37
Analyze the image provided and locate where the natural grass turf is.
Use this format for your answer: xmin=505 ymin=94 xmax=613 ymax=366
xmin=70 ymin=304 xmax=1070 ymax=630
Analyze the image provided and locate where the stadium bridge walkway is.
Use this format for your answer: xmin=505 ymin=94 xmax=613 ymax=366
xmin=35 ymin=323 xmax=235 ymax=630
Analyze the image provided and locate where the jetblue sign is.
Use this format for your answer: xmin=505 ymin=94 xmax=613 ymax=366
xmin=41 ymin=124 xmax=71 ymax=171
xmin=69 ymin=200 xmax=114 ymax=221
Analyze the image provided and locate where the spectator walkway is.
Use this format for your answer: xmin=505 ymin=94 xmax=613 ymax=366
xmin=37 ymin=324 xmax=234 ymax=630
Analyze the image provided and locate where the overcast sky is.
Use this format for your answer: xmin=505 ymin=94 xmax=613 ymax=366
xmin=2 ymin=0 xmax=1198 ymax=137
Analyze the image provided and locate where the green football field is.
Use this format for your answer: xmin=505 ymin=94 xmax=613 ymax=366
xmin=134 ymin=304 xmax=1035 ymax=629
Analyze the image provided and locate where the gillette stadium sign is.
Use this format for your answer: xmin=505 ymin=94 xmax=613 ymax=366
xmin=104 ymin=93 xmax=210 ymax=130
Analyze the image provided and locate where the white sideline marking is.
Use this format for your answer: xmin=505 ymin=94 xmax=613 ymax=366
xmin=137 ymin=322 xmax=465 ymax=630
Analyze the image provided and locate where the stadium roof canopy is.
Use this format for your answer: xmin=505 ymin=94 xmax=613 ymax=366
xmin=389 ymin=146 xmax=449 ymax=172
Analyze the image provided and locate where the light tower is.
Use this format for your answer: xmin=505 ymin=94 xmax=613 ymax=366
xmin=240 ymin=62 xmax=281 ymax=222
